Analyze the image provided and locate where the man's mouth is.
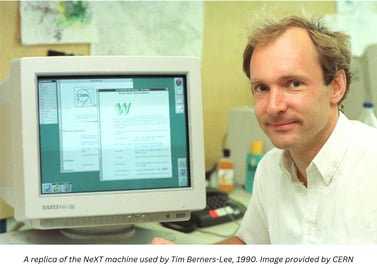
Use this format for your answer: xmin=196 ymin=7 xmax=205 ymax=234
xmin=266 ymin=120 xmax=300 ymax=131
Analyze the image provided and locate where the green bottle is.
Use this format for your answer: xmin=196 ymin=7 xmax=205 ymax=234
xmin=244 ymin=141 xmax=264 ymax=193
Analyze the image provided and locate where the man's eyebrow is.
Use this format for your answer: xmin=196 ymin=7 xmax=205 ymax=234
xmin=250 ymin=79 xmax=264 ymax=85
xmin=250 ymin=75 xmax=309 ymax=84
xmin=279 ymin=74 xmax=308 ymax=80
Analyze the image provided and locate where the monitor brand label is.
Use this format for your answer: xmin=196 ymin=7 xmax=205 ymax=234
xmin=42 ymin=204 xmax=75 ymax=210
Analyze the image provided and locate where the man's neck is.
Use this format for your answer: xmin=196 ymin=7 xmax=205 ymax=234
xmin=288 ymin=151 xmax=308 ymax=187
xmin=287 ymin=112 xmax=340 ymax=187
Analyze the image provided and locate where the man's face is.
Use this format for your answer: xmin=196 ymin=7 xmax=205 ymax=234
xmin=249 ymin=27 xmax=339 ymax=154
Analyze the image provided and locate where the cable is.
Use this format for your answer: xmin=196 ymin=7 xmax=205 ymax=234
xmin=9 ymin=221 xmax=25 ymax=232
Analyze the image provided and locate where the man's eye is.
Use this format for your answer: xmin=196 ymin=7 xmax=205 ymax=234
xmin=289 ymin=80 xmax=302 ymax=88
xmin=253 ymin=84 xmax=269 ymax=93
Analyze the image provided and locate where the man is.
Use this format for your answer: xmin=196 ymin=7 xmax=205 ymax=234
xmin=153 ymin=15 xmax=377 ymax=244
xmin=221 ymin=15 xmax=377 ymax=244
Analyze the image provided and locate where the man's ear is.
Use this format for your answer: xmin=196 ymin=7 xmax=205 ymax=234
xmin=330 ymin=69 xmax=347 ymax=105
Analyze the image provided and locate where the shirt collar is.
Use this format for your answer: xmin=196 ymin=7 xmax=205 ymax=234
xmin=311 ymin=113 xmax=351 ymax=185
xmin=280 ymin=113 xmax=351 ymax=185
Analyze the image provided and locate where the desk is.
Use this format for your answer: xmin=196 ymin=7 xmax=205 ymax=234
xmin=0 ymin=186 xmax=250 ymax=244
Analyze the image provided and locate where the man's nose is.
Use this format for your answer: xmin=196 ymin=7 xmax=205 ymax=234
xmin=266 ymin=87 xmax=287 ymax=115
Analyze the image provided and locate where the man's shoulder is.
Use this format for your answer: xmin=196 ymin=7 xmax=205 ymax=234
xmin=350 ymin=120 xmax=377 ymax=140
xmin=259 ymin=147 xmax=284 ymax=167
xmin=263 ymin=147 xmax=283 ymax=159
xmin=349 ymin=120 xmax=377 ymax=152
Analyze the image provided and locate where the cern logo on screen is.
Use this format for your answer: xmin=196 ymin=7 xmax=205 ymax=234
xmin=75 ymin=88 xmax=96 ymax=107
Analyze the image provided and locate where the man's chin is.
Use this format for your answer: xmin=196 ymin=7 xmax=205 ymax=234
xmin=268 ymin=137 xmax=295 ymax=150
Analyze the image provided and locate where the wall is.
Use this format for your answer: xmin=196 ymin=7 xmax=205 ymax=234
xmin=0 ymin=1 xmax=335 ymax=219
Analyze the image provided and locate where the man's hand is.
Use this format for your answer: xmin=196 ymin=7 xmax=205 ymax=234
xmin=151 ymin=237 xmax=175 ymax=244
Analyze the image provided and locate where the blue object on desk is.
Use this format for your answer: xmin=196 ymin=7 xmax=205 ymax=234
xmin=0 ymin=219 xmax=6 ymax=233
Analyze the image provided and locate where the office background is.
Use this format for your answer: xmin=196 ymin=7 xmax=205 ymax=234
xmin=0 ymin=1 xmax=336 ymax=219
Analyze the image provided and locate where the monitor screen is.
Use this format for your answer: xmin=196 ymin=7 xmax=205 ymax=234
xmin=39 ymin=75 xmax=190 ymax=194
xmin=0 ymin=56 xmax=206 ymax=243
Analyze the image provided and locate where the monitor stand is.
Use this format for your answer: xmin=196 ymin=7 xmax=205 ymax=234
xmin=0 ymin=224 xmax=175 ymax=244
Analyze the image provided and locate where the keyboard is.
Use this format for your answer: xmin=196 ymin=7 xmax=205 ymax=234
xmin=206 ymin=192 xmax=229 ymax=209
xmin=161 ymin=188 xmax=246 ymax=233
xmin=190 ymin=187 xmax=247 ymax=227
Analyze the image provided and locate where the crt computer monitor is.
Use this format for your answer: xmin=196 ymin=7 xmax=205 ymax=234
xmin=0 ymin=56 xmax=206 ymax=243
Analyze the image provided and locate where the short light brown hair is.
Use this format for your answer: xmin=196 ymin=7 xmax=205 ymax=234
xmin=243 ymin=16 xmax=353 ymax=105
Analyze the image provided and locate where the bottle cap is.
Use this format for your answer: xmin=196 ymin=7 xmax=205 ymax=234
xmin=250 ymin=140 xmax=263 ymax=154
xmin=223 ymin=148 xmax=231 ymax=157
xmin=363 ymin=102 xmax=374 ymax=108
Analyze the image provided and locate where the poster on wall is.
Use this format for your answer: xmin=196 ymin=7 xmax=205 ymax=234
xmin=20 ymin=1 xmax=97 ymax=45
xmin=90 ymin=1 xmax=204 ymax=57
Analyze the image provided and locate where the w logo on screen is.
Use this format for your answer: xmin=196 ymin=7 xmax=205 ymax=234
xmin=115 ymin=102 xmax=132 ymax=115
